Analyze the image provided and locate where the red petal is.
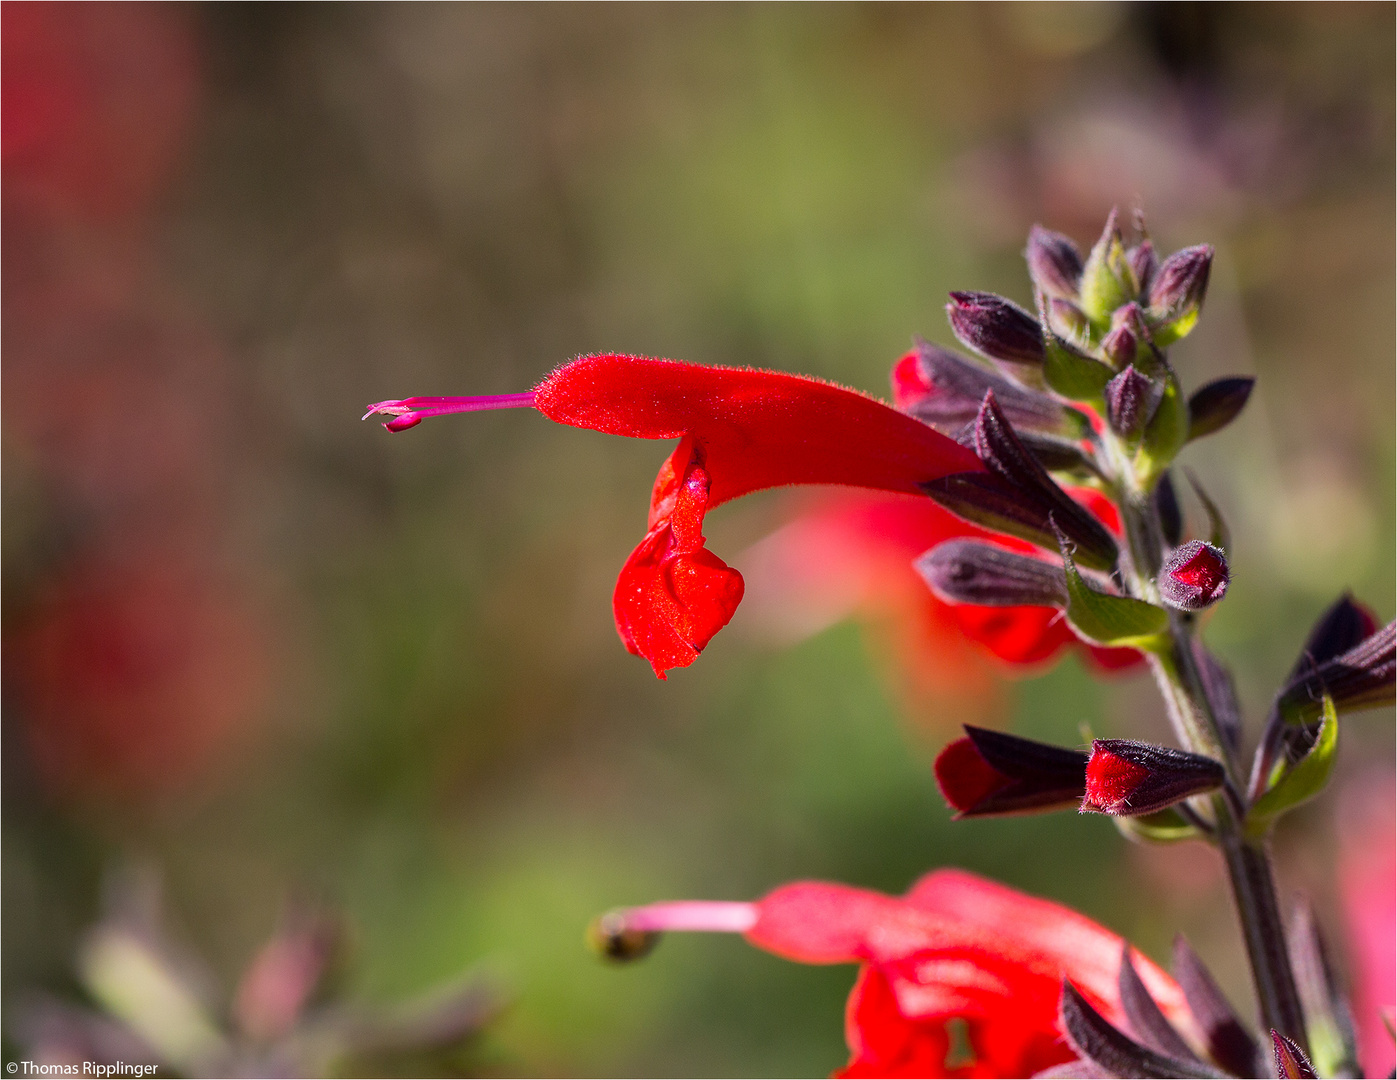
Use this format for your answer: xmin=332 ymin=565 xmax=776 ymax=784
xmin=746 ymin=881 xmax=904 ymax=964
xmin=933 ymin=738 xmax=1011 ymax=814
xmin=952 ymin=604 xmax=1075 ymax=665
xmin=612 ymin=446 xmax=744 ymax=677
xmin=838 ymin=965 xmax=952 ymax=1077
xmin=535 ymin=354 xmax=985 ymax=508
xmin=890 ymin=350 xmax=929 ymax=411
xmin=902 ymin=869 xmax=1191 ymax=1034
xmin=1083 ymin=747 xmax=1150 ymax=812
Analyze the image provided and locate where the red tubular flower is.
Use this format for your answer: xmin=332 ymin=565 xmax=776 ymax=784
xmin=593 ymin=869 xmax=1195 ymax=1078
xmin=367 ymin=355 xmax=984 ymax=677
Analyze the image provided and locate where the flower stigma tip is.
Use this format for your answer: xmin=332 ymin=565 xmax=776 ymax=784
xmin=363 ymin=392 xmax=538 ymax=431
xmin=588 ymin=900 xmax=758 ymax=963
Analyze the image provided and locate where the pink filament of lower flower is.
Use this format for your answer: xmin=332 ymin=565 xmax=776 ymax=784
xmin=619 ymin=900 xmax=758 ymax=935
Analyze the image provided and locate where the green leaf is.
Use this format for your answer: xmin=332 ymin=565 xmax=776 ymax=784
xmin=1115 ymin=807 xmax=1200 ymax=844
xmin=1043 ymin=334 xmax=1112 ymax=403
xmin=1246 ymin=696 xmax=1338 ymax=838
xmin=1148 ymin=305 xmax=1200 ymax=348
xmin=1059 ymin=540 xmax=1169 ymax=649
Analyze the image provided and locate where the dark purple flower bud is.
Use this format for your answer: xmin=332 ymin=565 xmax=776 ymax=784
xmin=1046 ymin=297 xmax=1091 ymax=343
xmin=1128 ymin=240 xmax=1158 ymax=295
xmin=1187 ymin=377 xmax=1255 ymax=441
xmin=1025 ymin=225 xmax=1085 ymax=299
xmin=1289 ymin=594 xmax=1380 ymax=682
xmin=1173 ymin=936 xmax=1264 ymax=1079
xmin=922 ymin=392 xmax=1119 ymax=571
xmin=1104 ymin=364 xmax=1162 ymax=439
xmin=946 ymin=291 xmax=1045 ymax=366
xmin=1158 ymin=540 xmax=1229 ymax=611
xmin=1148 ymin=245 xmax=1213 ymax=345
xmin=1272 ymin=1031 xmax=1317 ymax=1079
xmin=1275 ymin=620 xmax=1395 ymax=724
xmin=1059 ymin=981 xmax=1222 ymax=1080
xmin=1081 ymin=739 xmax=1226 ymax=816
xmin=900 ymin=340 xmax=1068 ymax=435
xmin=1155 ymin=471 xmax=1183 ymax=547
xmin=1119 ymin=946 xmax=1204 ymax=1065
xmin=917 ymin=540 xmax=1067 ymax=608
xmin=934 ymin=726 xmax=1087 ymax=818
xmin=1101 ymin=324 xmax=1137 ymax=369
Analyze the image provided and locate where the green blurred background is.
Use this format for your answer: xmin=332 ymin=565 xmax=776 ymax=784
xmin=3 ymin=3 xmax=1393 ymax=1075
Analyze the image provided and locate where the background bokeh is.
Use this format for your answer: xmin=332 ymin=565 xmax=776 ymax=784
xmin=4 ymin=3 xmax=1393 ymax=1076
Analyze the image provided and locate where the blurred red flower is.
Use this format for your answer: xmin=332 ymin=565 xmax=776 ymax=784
xmin=5 ymin=555 xmax=269 ymax=803
xmin=604 ymin=868 xmax=1194 ymax=1078
xmin=740 ymin=488 xmax=1141 ymax=720
xmin=1338 ymin=771 xmax=1396 ymax=1079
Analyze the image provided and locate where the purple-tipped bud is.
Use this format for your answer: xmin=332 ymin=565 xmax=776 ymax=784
xmin=1045 ymin=297 xmax=1091 ymax=343
xmin=1187 ymin=377 xmax=1255 ymax=441
xmin=1150 ymin=245 xmax=1213 ymax=313
xmin=1158 ymin=540 xmax=1229 ymax=611
xmin=934 ymin=726 xmax=1088 ymax=818
xmin=1078 ymin=209 xmax=1140 ymax=325
xmin=1148 ymin=245 xmax=1213 ymax=345
xmin=1128 ymin=241 xmax=1158 ymax=295
xmin=1104 ymin=365 xmax=1161 ymax=439
xmin=1272 ymin=1031 xmax=1317 ymax=1079
xmin=946 ymin=291 xmax=1045 ymax=366
xmin=1025 ymin=226 xmax=1085 ymax=299
xmin=917 ymin=540 xmax=1067 ymax=608
xmin=1081 ymin=739 xmax=1226 ymax=816
xmin=1101 ymin=324 xmax=1137 ymax=369
xmin=1276 ymin=620 xmax=1395 ymax=724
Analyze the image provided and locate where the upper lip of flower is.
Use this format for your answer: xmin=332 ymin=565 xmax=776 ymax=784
xmin=365 ymin=354 xmax=984 ymax=678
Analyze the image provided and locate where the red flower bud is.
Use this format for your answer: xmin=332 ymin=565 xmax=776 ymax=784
xmin=1159 ymin=540 xmax=1229 ymax=611
xmin=1082 ymin=739 xmax=1225 ymax=816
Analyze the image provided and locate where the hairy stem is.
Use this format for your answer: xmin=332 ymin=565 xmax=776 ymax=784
xmin=1113 ymin=457 xmax=1308 ymax=1050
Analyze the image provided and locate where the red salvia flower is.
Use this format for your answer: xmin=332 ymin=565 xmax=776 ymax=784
xmin=366 ymin=354 xmax=984 ymax=677
xmin=593 ymin=868 xmax=1194 ymax=1078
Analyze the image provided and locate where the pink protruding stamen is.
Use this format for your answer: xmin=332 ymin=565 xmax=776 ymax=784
xmin=613 ymin=900 xmax=759 ymax=935
xmin=362 ymin=392 xmax=537 ymax=432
